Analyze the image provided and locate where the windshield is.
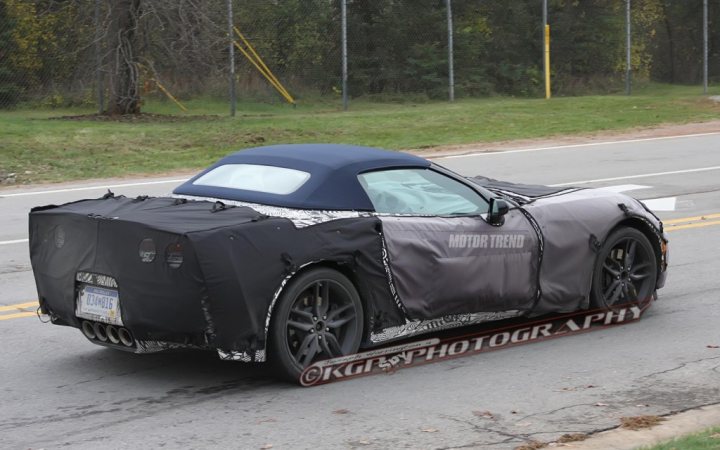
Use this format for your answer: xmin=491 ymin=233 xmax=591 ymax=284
xmin=358 ymin=168 xmax=488 ymax=215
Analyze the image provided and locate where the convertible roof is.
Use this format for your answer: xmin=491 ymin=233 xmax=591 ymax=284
xmin=173 ymin=144 xmax=430 ymax=210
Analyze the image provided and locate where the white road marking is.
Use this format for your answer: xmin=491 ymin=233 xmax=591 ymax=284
xmin=439 ymin=131 xmax=720 ymax=159
xmin=548 ymin=165 xmax=720 ymax=187
xmin=569 ymin=184 xmax=677 ymax=211
xmin=595 ymin=184 xmax=651 ymax=193
xmin=0 ymin=179 xmax=188 ymax=198
xmin=0 ymin=239 xmax=29 ymax=246
xmin=568 ymin=184 xmax=677 ymax=211
xmin=641 ymin=197 xmax=678 ymax=212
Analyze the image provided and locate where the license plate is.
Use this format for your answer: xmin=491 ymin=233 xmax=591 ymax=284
xmin=77 ymin=285 xmax=123 ymax=325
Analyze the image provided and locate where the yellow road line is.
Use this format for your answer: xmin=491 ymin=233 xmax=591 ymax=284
xmin=663 ymin=212 xmax=720 ymax=225
xmin=665 ymin=219 xmax=720 ymax=232
xmin=0 ymin=311 xmax=36 ymax=321
xmin=0 ymin=301 xmax=38 ymax=312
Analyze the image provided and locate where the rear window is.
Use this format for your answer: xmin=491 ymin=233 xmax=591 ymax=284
xmin=192 ymin=164 xmax=310 ymax=195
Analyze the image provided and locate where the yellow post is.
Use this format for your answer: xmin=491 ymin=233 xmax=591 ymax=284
xmin=233 ymin=41 xmax=294 ymax=104
xmin=544 ymin=24 xmax=551 ymax=99
xmin=154 ymin=79 xmax=188 ymax=112
xmin=234 ymin=26 xmax=294 ymax=102
xmin=233 ymin=26 xmax=295 ymax=105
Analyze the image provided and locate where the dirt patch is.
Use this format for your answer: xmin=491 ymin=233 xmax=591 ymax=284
xmin=48 ymin=112 xmax=221 ymax=123
xmin=514 ymin=441 xmax=547 ymax=450
xmin=620 ymin=415 xmax=666 ymax=430
xmin=556 ymin=433 xmax=589 ymax=443
xmin=514 ymin=433 xmax=588 ymax=450
xmin=0 ymin=170 xmax=17 ymax=185
xmin=513 ymin=417 xmax=665 ymax=449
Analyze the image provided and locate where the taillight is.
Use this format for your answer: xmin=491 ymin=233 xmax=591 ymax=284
xmin=138 ymin=238 xmax=156 ymax=263
xmin=165 ymin=243 xmax=184 ymax=269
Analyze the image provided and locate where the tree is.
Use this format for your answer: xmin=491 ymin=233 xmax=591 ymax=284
xmin=0 ymin=1 xmax=21 ymax=107
xmin=652 ymin=0 xmax=704 ymax=84
xmin=551 ymin=0 xmax=626 ymax=94
xmin=106 ymin=0 xmax=142 ymax=115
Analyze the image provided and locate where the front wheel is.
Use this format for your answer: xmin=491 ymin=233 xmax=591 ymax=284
xmin=590 ymin=227 xmax=658 ymax=310
xmin=268 ymin=268 xmax=364 ymax=381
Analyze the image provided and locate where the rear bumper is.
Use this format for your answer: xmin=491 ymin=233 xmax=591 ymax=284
xmin=74 ymin=317 xmax=210 ymax=354
xmin=39 ymin=270 xmax=211 ymax=351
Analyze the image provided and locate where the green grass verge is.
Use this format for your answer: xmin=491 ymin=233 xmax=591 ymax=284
xmin=1 ymin=83 xmax=719 ymax=184
xmin=641 ymin=426 xmax=720 ymax=450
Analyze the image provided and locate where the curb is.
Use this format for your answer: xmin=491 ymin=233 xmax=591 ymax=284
xmin=561 ymin=403 xmax=720 ymax=450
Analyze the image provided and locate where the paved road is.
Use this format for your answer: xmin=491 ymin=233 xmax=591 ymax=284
xmin=1 ymin=133 xmax=719 ymax=449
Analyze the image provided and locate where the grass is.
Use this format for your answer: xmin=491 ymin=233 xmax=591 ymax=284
xmin=1 ymin=83 xmax=719 ymax=185
xmin=641 ymin=426 xmax=720 ymax=450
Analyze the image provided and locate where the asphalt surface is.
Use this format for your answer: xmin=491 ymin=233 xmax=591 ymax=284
xmin=1 ymin=132 xmax=719 ymax=449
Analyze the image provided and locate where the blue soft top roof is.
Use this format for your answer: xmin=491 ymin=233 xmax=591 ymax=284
xmin=173 ymin=144 xmax=430 ymax=210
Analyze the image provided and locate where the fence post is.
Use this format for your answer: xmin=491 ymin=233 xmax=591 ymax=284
xmin=94 ymin=0 xmax=104 ymax=114
xmin=227 ymin=0 xmax=236 ymax=117
xmin=542 ymin=0 xmax=550 ymax=99
xmin=704 ymin=0 xmax=708 ymax=95
xmin=446 ymin=0 xmax=455 ymax=102
xmin=341 ymin=0 xmax=348 ymax=111
xmin=626 ymin=0 xmax=632 ymax=95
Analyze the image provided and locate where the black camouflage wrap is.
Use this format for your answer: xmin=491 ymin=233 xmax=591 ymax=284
xmin=380 ymin=212 xmax=539 ymax=319
xmin=29 ymin=182 xmax=667 ymax=359
xmin=29 ymin=196 xmax=403 ymax=358
xmin=522 ymin=188 xmax=668 ymax=314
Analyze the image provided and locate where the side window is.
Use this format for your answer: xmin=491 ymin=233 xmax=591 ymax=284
xmin=358 ymin=168 xmax=489 ymax=215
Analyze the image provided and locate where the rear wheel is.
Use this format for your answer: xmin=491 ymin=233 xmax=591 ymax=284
xmin=590 ymin=227 xmax=657 ymax=310
xmin=268 ymin=268 xmax=363 ymax=381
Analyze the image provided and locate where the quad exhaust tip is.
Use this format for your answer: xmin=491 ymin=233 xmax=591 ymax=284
xmin=106 ymin=325 xmax=120 ymax=345
xmin=118 ymin=327 xmax=134 ymax=347
xmin=82 ymin=320 xmax=135 ymax=348
xmin=93 ymin=322 xmax=108 ymax=342
xmin=81 ymin=321 xmax=96 ymax=340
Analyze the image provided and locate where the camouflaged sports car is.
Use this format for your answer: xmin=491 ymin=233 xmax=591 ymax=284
xmin=29 ymin=144 xmax=669 ymax=379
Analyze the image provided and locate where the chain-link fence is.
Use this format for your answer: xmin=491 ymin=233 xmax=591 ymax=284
xmin=0 ymin=0 xmax=717 ymax=113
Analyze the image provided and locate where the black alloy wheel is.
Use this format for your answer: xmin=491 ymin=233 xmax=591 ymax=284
xmin=591 ymin=227 xmax=658 ymax=310
xmin=269 ymin=268 xmax=363 ymax=381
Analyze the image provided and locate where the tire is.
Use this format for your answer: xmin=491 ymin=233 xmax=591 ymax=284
xmin=590 ymin=227 xmax=658 ymax=310
xmin=268 ymin=268 xmax=364 ymax=381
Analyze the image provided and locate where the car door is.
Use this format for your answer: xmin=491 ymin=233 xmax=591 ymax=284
xmin=358 ymin=168 xmax=540 ymax=320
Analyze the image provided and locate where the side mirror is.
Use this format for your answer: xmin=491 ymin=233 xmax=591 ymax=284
xmin=488 ymin=198 xmax=509 ymax=226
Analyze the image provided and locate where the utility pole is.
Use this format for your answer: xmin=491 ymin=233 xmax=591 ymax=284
xmin=446 ymin=0 xmax=455 ymax=102
xmin=543 ymin=0 xmax=550 ymax=99
xmin=94 ymin=0 xmax=104 ymax=114
xmin=227 ymin=0 xmax=236 ymax=117
xmin=626 ymin=0 xmax=632 ymax=96
xmin=341 ymin=0 xmax=348 ymax=111
xmin=704 ymin=0 xmax=709 ymax=95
